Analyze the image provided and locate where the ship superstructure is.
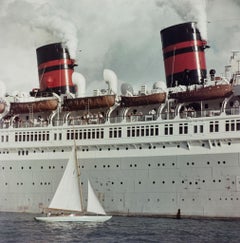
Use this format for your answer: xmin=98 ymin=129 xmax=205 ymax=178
xmin=1 ymin=22 xmax=240 ymax=218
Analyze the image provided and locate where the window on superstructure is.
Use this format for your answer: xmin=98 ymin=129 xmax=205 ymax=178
xmin=83 ymin=130 xmax=87 ymax=139
xmin=155 ymin=125 xmax=159 ymax=136
xmin=79 ymin=130 xmax=82 ymax=139
xmin=127 ymin=127 xmax=130 ymax=137
xmin=101 ymin=129 xmax=104 ymax=138
xmin=164 ymin=124 xmax=173 ymax=135
xmin=118 ymin=128 xmax=122 ymax=138
xmin=19 ymin=132 xmax=22 ymax=142
xmin=38 ymin=133 xmax=41 ymax=141
xmin=96 ymin=129 xmax=99 ymax=139
xmin=231 ymin=120 xmax=235 ymax=131
xmin=132 ymin=127 xmax=135 ymax=137
xmin=150 ymin=125 xmax=154 ymax=136
xmin=194 ymin=125 xmax=197 ymax=133
xmin=92 ymin=129 xmax=95 ymax=139
xmin=15 ymin=133 xmax=18 ymax=142
xmin=210 ymin=121 xmax=219 ymax=132
xmin=67 ymin=130 xmax=70 ymax=140
xmin=114 ymin=128 xmax=118 ymax=138
xmin=59 ymin=133 xmax=62 ymax=140
xmin=23 ymin=133 xmax=25 ymax=142
xmin=88 ymin=129 xmax=91 ymax=139
xmin=136 ymin=126 xmax=140 ymax=137
xmin=141 ymin=126 xmax=144 ymax=136
xmin=146 ymin=126 xmax=149 ymax=136
xmin=1 ymin=136 xmax=4 ymax=142
xmin=237 ymin=120 xmax=240 ymax=130
xmin=179 ymin=123 xmax=188 ymax=134
xmin=109 ymin=128 xmax=113 ymax=138
xmin=6 ymin=135 xmax=8 ymax=142
xmin=54 ymin=133 xmax=57 ymax=140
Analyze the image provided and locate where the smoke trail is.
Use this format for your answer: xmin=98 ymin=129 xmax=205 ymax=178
xmin=5 ymin=0 xmax=78 ymax=58
xmin=156 ymin=0 xmax=208 ymax=40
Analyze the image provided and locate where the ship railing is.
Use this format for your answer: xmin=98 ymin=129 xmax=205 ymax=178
xmin=226 ymin=107 xmax=240 ymax=116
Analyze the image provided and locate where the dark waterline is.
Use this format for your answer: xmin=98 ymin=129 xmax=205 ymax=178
xmin=0 ymin=212 xmax=240 ymax=242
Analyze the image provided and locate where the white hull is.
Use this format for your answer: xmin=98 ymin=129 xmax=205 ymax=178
xmin=34 ymin=215 xmax=112 ymax=222
xmin=1 ymin=27 xmax=240 ymax=218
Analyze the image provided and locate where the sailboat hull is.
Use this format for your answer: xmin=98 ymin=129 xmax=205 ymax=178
xmin=34 ymin=215 xmax=112 ymax=222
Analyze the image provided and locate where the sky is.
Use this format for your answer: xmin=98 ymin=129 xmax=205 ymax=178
xmin=0 ymin=0 xmax=240 ymax=95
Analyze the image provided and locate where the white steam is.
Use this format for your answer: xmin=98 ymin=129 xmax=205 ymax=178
xmin=156 ymin=0 xmax=208 ymax=40
xmin=0 ymin=0 xmax=240 ymax=93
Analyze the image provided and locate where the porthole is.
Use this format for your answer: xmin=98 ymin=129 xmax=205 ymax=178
xmin=139 ymin=147 xmax=142 ymax=150
xmin=228 ymin=142 xmax=231 ymax=145
xmin=153 ymin=181 xmax=155 ymax=184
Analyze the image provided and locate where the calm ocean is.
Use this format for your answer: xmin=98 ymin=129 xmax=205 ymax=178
xmin=0 ymin=212 xmax=240 ymax=242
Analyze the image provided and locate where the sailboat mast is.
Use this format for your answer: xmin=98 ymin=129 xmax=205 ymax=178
xmin=73 ymin=139 xmax=84 ymax=213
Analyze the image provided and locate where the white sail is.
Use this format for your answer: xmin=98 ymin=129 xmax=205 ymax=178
xmin=87 ymin=180 xmax=106 ymax=215
xmin=48 ymin=147 xmax=82 ymax=212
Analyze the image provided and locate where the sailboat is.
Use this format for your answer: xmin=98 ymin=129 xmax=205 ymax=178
xmin=34 ymin=146 xmax=112 ymax=222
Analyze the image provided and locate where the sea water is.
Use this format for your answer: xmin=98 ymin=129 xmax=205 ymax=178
xmin=0 ymin=212 xmax=240 ymax=242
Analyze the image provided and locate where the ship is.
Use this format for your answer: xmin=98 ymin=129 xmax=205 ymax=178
xmin=1 ymin=22 xmax=240 ymax=218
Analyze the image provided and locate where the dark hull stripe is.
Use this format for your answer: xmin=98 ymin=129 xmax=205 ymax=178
xmin=38 ymin=64 xmax=74 ymax=76
xmin=163 ymin=46 xmax=204 ymax=59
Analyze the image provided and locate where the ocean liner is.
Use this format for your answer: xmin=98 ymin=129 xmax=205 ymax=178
xmin=1 ymin=22 xmax=240 ymax=218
